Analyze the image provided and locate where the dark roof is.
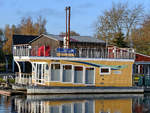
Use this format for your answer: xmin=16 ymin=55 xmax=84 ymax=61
xmin=29 ymin=34 xmax=105 ymax=44
xmin=13 ymin=35 xmax=38 ymax=45
xmin=47 ymin=34 xmax=105 ymax=43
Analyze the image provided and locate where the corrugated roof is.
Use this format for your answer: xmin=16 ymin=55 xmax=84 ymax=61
xmin=46 ymin=34 xmax=105 ymax=43
xmin=13 ymin=34 xmax=105 ymax=45
xmin=13 ymin=35 xmax=38 ymax=45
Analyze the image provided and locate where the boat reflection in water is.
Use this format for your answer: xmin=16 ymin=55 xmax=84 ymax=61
xmin=13 ymin=94 xmax=148 ymax=113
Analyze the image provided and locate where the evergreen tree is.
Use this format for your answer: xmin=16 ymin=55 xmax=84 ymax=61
xmin=112 ymin=32 xmax=127 ymax=48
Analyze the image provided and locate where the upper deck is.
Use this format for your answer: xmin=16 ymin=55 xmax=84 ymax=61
xmin=13 ymin=45 xmax=135 ymax=61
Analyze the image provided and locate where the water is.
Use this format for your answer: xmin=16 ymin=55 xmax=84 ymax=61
xmin=0 ymin=94 xmax=150 ymax=113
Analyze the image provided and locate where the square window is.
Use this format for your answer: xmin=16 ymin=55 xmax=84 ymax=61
xmin=74 ymin=66 xmax=83 ymax=83
xmin=100 ymin=67 xmax=111 ymax=75
xmin=85 ymin=68 xmax=94 ymax=84
xmin=62 ymin=65 xmax=72 ymax=82
xmin=51 ymin=64 xmax=61 ymax=81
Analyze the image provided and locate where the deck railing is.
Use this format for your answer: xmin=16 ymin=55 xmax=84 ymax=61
xmin=133 ymin=74 xmax=150 ymax=86
xmin=15 ymin=72 xmax=32 ymax=85
xmin=13 ymin=45 xmax=135 ymax=59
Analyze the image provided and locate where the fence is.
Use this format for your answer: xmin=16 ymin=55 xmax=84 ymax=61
xmin=133 ymin=74 xmax=150 ymax=86
xmin=13 ymin=45 xmax=135 ymax=59
xmin=15 ymin=72 xmax=32 ymax=85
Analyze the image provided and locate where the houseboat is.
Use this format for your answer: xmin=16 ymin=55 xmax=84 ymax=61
xmin=11 ymin=34 xmax=142 ymax=94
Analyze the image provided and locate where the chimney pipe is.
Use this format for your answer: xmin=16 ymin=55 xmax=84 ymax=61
xmin=68 ymin=6 xmax=71 ymax=48
xmin=65 ymin=7 xmax=68 ymax=46
xmin=65 ymin=6 xmax=71 ymax=48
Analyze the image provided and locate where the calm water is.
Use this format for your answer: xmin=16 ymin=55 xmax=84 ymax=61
xmin=0 ymin=94 xmax=150 ymax=113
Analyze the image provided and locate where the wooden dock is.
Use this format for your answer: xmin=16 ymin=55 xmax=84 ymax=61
xmin=0 ymin=89 xmax=26 ymax=96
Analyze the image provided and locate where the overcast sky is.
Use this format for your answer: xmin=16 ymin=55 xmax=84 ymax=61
xmin=0 ymin=0 xmax=150 ymax=36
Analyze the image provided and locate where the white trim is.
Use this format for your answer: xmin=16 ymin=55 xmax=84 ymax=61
xmin=100 ymin=67 xmax=111 ymax=75
xmin=136 ymin=52 xmax=150 ymax=58
xmin=32 ymin=63 xmax=36 ymax=81
xmin=50 ymin=63 xmax=61 ymax=82
xmin=44 ymin=64 xmax=49 ymax=82
xmin=43 ymin=34 xmax=60 ymax=42
xmin=135 ymin=62 xmax=150 ymax=64
xmin=14 ymin=56 xmax=135 ymax=62
xmin=32 ymin=62 xmax=48 ymax=85
xmin=83 ymin=67 xmax=85 ymax=84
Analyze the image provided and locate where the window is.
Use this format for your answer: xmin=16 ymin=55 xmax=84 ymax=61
xmin=32 ymin=63 xmax=36 ymax=79
xmin=50 ymin=106 xmax=60 ymax=113
xmin=85 ymin=101 xmax=94 ymax=113
xmin=38 ymin=64 xmax=42 ymax=83
xmin=32 ymin=63 xmax=36 ymax=71
xmin=100 ymin=67 xmax=111 ymax=75
xmin=51 ymin=64 xmax=61 ymax=81
xmin=46 ymin=64 xmax=49 ymax=70
xmin=74 ymin=103 xmax=83 ymax=113
xmin=44 ymin=64 xmax=49 ymax=81
xmin=74 ymin=66 xmax=83 ymax=83
xmin=85 ymin=68 xmax=94 ymax=84
xmin=62 ymin=65 xmax=72 ymax=82
xmin=62 ymin=104 xmax=72 ymax=113
xmin=34 ymin=63 xmax=48 ymax=84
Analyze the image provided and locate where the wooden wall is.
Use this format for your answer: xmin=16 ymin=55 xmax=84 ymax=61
xmin=30 ymin=58 xmax=133 ymax=87
xmin=30 ymin=35 xmax=106 ymax=50
xmin=30 ymin=35 xmax=60 ymax=49
xmin=60 ymin=41 xmax=106 ymax=49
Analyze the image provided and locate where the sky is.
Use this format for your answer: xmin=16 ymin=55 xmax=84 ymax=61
xmin=0 ymin=0 xmax=150 ymax=36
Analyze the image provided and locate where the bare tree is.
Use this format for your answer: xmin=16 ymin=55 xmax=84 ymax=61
xmin=3 ymin=16 xmax=47 ymax=54
xmin=95 ymin=2 xmax=144 ymax=46
xmin=59 ymin=30 xmax=80 ymax=36
xmin=132 ymin=15 xmax=150 ymax=55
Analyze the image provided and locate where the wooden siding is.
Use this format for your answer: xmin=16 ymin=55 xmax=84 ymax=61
xmin=59 ymin=41 xmax=105 ymax=49
xmin=136 ymin=53 xmax=150 ymax=62
xmin=30 ymin=35 xmax=60 ymax=49
xmin=30 ymin=59 xmax=133 ymax=87
xmin=30 ymin=35 xmax=105 ymax=50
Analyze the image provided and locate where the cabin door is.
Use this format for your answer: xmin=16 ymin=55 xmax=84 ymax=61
xmin=36 ymin=64 xmax=46 ymax=85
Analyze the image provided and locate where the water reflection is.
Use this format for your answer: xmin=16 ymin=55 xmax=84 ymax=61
xmin=12 ymin=94 xmax=144 ymax=113
xmin=133 ymin=95 xmax=150 ymax=113
xmin=3 ymin=94 xmax=150 ymax=113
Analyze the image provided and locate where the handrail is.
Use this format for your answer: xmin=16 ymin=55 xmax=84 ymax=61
xmin=13 ymin=45 xmax=135 ymax=59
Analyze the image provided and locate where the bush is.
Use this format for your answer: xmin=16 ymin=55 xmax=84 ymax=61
xmin=0 ymin=78 xmax=6 ymax=83
xmin=8 ymin=79 xmax=15 ymax=84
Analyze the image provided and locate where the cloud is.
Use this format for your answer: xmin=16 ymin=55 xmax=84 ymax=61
xmin=16 ymin=8 xmax=64 ymax=19
xmin=70 ymin=2 xmax=95 ymax=19
xmin=77 ymin=2 xmax=95 ymax=9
